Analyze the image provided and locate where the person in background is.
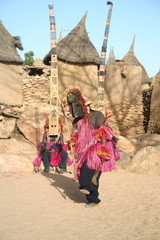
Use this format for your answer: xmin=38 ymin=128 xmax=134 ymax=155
xmin=33 ymin=117 xmax=72 ymax=173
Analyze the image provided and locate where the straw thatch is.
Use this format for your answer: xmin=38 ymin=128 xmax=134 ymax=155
xmin=106 ymin=47 xmax=115 ymax=65
xmin=0 ymin=20 xmax=23 ymax=64
xmin=43 ymin=12 xmax=101 ymax=65
xmin=122 ymin=36 xmax=151 ymax=84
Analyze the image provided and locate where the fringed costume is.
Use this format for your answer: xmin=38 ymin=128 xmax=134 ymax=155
xmin=33 ymin=115 xmax=72 ymax=173
xmin=62 ymin=88 xmax=120 ymax=205
xmin=33 ymin=141 xmax=72 ymax=172
xmin=72 ymin=116 xmax=119 ymax=179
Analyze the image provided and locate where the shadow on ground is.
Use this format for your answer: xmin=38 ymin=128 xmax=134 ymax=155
xmin=42 ymin=172 xmax=86 ymax=203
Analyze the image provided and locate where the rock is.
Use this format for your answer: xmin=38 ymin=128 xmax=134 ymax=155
xmin=137 ymin=133 xmax=160 ymax=149
xmin=117 ymin=136 xmax=139 ymax=154
xmin=127 ymin=146 xmax=160 ymax=176
xmin=17 ymin=105 xmax=49 ymax=144
xmin=0 ymin=117 xmax=16 ymax=138
xmin=116 ymin=150 xmax=132 ymax=169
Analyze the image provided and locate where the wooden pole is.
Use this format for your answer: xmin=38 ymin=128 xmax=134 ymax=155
xmin=98 ymin=1 xmax=113 ymax=112
xmin=48 ymin=4 xmax=59 ymax=136
xmin=48 ymin=5 xmax=76 ymax=179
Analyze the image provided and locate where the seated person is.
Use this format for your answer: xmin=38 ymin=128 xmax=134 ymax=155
xmin=42 ymin=134 xmax=68 ymax=173
xmin=33 ymin=123 xmax=72 ymax=173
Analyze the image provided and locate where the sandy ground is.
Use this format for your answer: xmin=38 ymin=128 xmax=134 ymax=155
xmin=0 ymin=169 xmax=160 ymax=240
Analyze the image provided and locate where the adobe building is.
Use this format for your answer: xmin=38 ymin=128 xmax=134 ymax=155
xmin=104 ymin=37 xmax=151 ymax=138
xmin=148 ymin=71 xmax=160 ymax=133
xmin=0 ymin=20 xmax=23 ymax=106
xmin=0 ymin=20 xmax=24 ymax=138
xmin=43 ymin=13 xmax=100 ymax=102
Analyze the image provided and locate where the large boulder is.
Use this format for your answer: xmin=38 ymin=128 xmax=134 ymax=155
xmin=17 ymin=105 xmax=49 ymax=144
xmin=127 ymin=145 xmax=160 ymax=176
xmin=0 ymin=117 xmax=16 ymax=138
xmin=116 ymin=150 xmax=132 ymax=170
xmin=137 ymin=133 xmax=160 ymax=149
xmin=117 ymin=136 xmax=139 ymax=154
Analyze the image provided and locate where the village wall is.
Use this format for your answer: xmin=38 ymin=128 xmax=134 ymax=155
xmin=58 ymin=61 xmax=99 ymax=101
xmin=0 ymin=63 xmax=23 ymax=106
xmin=148 ymin=74 xmax=160 ymax=133
xmin=104 ymin=65 xmax=144 ymax=138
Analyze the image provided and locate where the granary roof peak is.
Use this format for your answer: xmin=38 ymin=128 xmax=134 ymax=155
xmin=122 ymin=35 xmax=151 ymax=84
xmin=128 ymin=35 xmax=136 ymax=53
xmin=43 ymin=12 xmax=100 ymax=65
xmin=70 ymin=11 xmax=88 ymax=36
xmin=106 ymin=47 xmax=115 ymax=65
xmin=155 ymin=69 xmax=160 ymax=77
xmin=122 ymin=35 xmax=140 ymax=66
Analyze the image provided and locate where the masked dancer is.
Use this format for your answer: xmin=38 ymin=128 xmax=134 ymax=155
xmin=62 ymin=88 xmax=120 ymax=207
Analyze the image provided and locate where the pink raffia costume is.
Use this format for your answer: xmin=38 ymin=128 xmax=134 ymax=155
xmin=72 ymin=118 xmax=119 ymax=179
xmin=62 ymin=88 xmax=120 ymax=205
xmin=33 ymin=142 xmax=72 ymax=168
xmin=33 ymin=115 xmax=72 ymax=172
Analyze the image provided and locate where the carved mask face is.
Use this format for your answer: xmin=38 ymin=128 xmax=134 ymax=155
xmin=67 ymin=92 xmax=84 ymax=119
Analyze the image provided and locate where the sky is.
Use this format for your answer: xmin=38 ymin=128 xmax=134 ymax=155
xmin=0 ymin=0 xmax=160 ymax=78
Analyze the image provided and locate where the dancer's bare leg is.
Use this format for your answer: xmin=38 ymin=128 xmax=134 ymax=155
xmin=91 ymin=170 xmax=100 ymax=185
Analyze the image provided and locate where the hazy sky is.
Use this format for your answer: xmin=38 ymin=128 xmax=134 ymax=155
xmin=0 ymin=0 xmax=160 ymax=77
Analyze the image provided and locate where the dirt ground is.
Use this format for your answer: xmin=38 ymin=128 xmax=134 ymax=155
xmin=0 ymin=169 xmax=160 ymax=240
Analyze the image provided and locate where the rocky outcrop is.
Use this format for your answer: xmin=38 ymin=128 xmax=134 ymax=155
xmin=127 ymin=146 xmax=160 ymax=176
xmin=117 ymin=136 xmax=139 ymax=154
xmin=136 ymin=133 xmax=160 ymax=148
xmin=116 ymin=133 xmax=160 ymax=176
xmin=0 ymin=117 xmax=16 ymax=138
xmin=17 ymin=105 xmax=50 ymax=144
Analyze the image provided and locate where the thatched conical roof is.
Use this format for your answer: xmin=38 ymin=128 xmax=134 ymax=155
xmin=43 ymin=12 xmax=101 ymax=65
xmin=122 ymin=36 xmax=151 ymax=84
xmin=0 ymin=20 xmax=23 ymax=64
xmin=155 ymin=70 xmax=160 ymax=77
xmin=106 ymin=47 xmax=115 ymax=65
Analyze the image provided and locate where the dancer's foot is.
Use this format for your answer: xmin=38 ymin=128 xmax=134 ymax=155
xmin=85 ymin=202 xmax=100 ymax=208
xmin=80 ymin=188 xmax=90 ymax=195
